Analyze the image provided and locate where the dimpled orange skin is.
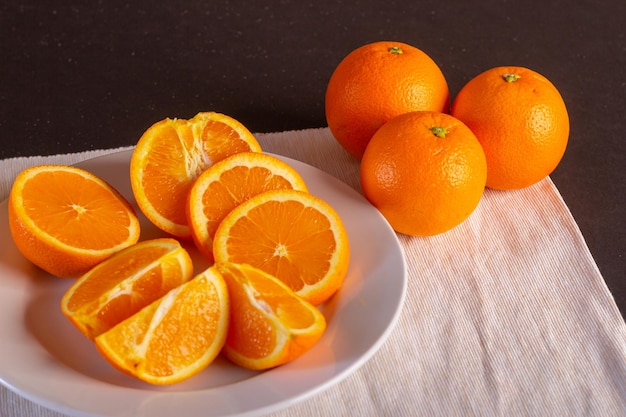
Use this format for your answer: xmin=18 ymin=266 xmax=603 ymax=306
xmin=360 ymin=111 xmax=487 ymax=236
xmin=451 ymin=66 xmax=569 ymax=190
xmin=325 ymin=41 xmax=450 ymax=160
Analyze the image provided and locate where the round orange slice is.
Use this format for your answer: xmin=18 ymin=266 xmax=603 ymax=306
xmin=130 ymin=112 xmax=262 ymax=239
xmin=217 ymin=262 xmax=326 ymax=370
xmin=212 ymin=189 xmax=350 ymax=306
xmin=8 ymin=164 xmax=141 ymax=278
xmin=95 ymin=266 xmax=230 ymax=385
xmin=186 ymin=152 xmax=308 ymax=260
xmin=61 ymin=238 xmax=194 ymax=340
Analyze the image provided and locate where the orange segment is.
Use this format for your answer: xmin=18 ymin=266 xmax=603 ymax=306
xmin=217 ymin=262 xmax=326 ymax=370
xmin=8 ymin=165 xmax=140 ymax=277
xmin=212 ymin=189 xmax=350 ymax=306
xmin=94 ymin=266 xmax=229 ymax=385
xmin=186 ymin=152 xmax=308 ymax=260
xmin=130 ymin=112 xmax=262 ymax=239
xmin=61 ymin=238 xmax=193 ymax=340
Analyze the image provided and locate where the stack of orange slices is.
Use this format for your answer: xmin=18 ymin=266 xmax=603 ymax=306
xmin=8 ymin=111 xmax=351 ymax=385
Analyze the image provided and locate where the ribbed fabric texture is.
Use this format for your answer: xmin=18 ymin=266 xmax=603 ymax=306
xmin=1 ymin=128 xmax=624 ymax=417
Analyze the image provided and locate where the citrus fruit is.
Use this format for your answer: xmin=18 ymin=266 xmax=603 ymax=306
xmin=216 ymin=262 xmax=326 ymax=370
xmin=360 ymin=111 xmax=487 ymax=236
xmin=8 ymin=165 xmax=141 ymax=277
xmin=325 ymin=40 xmax=450 ymax=159
xmin=186 ymin=152 xmax=308 ymax=260
xmin=94 ymin=266 xmax=230 ymax=385
xmin=450 ymin=66 xmax=570 ymax=190
xmin=61 ymin=238 xmax=194 ymax=340
xmin=212 ymin=189 xmax=350 ymax=306
xmin=130 ymin=111 xmax=262 ymax=239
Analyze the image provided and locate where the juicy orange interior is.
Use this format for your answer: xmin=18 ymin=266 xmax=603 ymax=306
xmin=140 ymin=123 xmax=198 ymax=225
xmin=224 ymin=200 xmax=336 ymax=292
xmin=221 ymin=264 xmax=317 ymax=359
xmin=87 ymin=265 xmax=166 ymax=332
xmin=96 ymin=272 xmax=226 ymax=379
xmin=138 ymin=118 xmax=259 ymax=227
xmin=143 ymin=277 xmax=222 ymax=376
xmin=202 ymin=166 xmax=296 ymax=233
xmin=65 ymin=245 xmax=171 ymax=311
xmin=22 ymin=170 xmax=134 ymax=250
xmin=202 ymin=119 xmax=255 ymax=161
xmin=222 ymin=166 xmax=296 ymax=195
xmin=245 ymin=268 xmax=317 ymax=329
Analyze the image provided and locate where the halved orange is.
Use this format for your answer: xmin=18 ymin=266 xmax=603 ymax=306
xmin=61 ymin=238 xmax=194 ymax=340
xmin=186 ymin=152 xmax=308 ymax=260
xmin=95 ymin=266 xmax=230 ymax=385
xmin=8 ymin=165 xmax=140 ymax=277
xmin=130 ymin=112 xmax=262 ymax=239
xmin=217 ymin=262 xmax=326 ymax=370
xmin=213 ymin=189 xmax=350 ymax=306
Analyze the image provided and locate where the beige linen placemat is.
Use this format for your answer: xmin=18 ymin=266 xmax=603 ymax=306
xmin=1 ymin=127 xmax=625 ymax=417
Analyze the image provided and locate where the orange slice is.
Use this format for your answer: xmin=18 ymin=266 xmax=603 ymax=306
xmin=95 ymin=266 xmax=230 ymax=385
xmin=186 ymin=152 xmax=308 ymax=260
xmin=8 ymin=165 xmax=140 ymax=278
xmin=61 ymin=238 xmax=194 ymax=340
xmin=212 ymin=189 xmax=350 ymax=306
xmin=216 ymin=262 xmax=326 ymax=370
xmin=130 ymin=112 xmax=262 ymax=239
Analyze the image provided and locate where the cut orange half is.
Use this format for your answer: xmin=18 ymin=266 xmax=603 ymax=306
xmin=61 ymin=238 xmax=194 ymax=340
xmin=130 ymin=112 xmax=262 ymax=239
xmin=8 ymin=165 xmax=141 ymax=277
xmin=95 ymin=266 xmax=230 ymax=385
xmin=217 ymin=262 xmax=326 ymax=370
xmin=186 ymin=152 xmax=308 ymax=260
xmin=213 ymin=189 xmax=350 ymax=306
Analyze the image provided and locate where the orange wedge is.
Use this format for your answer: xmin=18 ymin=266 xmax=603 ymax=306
xmin=130 ymin=112 xmax=262 ymax=239
xmin=217 ymin=262 xmax=326 ymax=370
xmin=8 ymin=165 xmax=140 ymax=277
xmin=186 ymin=152 xmax=308 ymax=260
xmin=213 ymin=189 xmax=350 ymax=306
xmin=95 ymin=266 xmax=230 ymax=385
xmin=61 ymin=238 xmax=194 ymax=340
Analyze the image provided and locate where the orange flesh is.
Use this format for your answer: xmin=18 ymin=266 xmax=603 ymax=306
xmin=143 ymin=278 xmax=223 ymax=376
xmin=22 ymin=170 xmax=134 ymax=250
xmin=65 ymin=245 xmax=171 ymax=311
xmin=61 ymin=238 xmax=194 ymax=339
xmin=138 ymin=118 xmax=260 ymax=227
xmin=139 ymin=124 xmax=195 ymax=226
xmin=95 ymin=269 xmax=228 ymax=382
xmin=223 ymin=200 xmax=336 ymax=292
xmin=220 ymin=264 xmax=317 ymax=359
xmin=201 ymin=166 xmax=296 ymax=235
xmin=201 ymin=119 xmax=257 ymax=160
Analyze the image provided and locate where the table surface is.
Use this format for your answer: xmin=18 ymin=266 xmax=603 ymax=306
xmin=1 ymin=0 xmax=624 ymax=321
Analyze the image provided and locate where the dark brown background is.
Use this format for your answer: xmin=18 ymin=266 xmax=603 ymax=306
xmin=2 ymin=1 xmax=624 ymax=317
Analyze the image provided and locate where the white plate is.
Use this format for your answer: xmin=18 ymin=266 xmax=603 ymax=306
xmin=0 ymin=150 xmax=407 ymax=417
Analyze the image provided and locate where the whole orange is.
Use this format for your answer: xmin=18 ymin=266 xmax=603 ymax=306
xmin=451 ymin=66 xmax=569 ymax=190
xmin=360 ymin=111 xmax=487 ymax=236
xmin=325 ymin=41 xmax=450 ymax=160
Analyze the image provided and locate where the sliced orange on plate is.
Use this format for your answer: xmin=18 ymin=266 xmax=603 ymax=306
xmin=95 ymin=266 xmax=230 ymax=385
xmin=61 ymin=238 xmax=193 ymax=340
xmin=217 ymin=262 xmax=326 ymax=370
xmin=130 ymin=112 xmax=262 ymax=239
xmin=186 ymin=152 xmax=308 ymax=260
xmin=213 ymin=189 xmax=350 ymax=306
xmin=8 ymin=164 xmax=140 ymax=277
